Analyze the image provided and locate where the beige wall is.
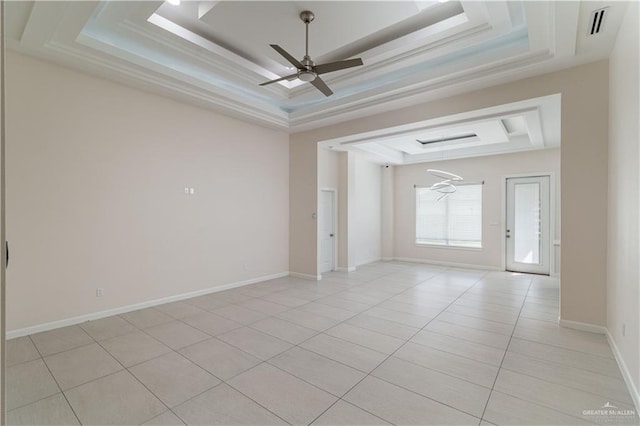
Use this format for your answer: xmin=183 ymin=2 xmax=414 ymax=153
xmin=318 ymin=147 xmax=339 ymax=190
xmin=607 ymin=0 xmax=639 ymax=404
xmin=393 ymin=149 xmax=560 ymax=270
xmin=291 ymin=59 xmax=609 ymax=326
xmin=6 ymin=52 xmax=290 ymax=331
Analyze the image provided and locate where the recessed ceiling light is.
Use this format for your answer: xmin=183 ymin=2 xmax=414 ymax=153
xmin=438 ymin=0 xmax=450 ymax=3
xmin=167 ymin=0 xmax=180 ymax=5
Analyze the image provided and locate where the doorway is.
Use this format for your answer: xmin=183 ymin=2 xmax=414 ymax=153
xmin=319 ymin=189 xmax=336 ymax=273
xmin=505 ymin=175 xmax=551 ymax=275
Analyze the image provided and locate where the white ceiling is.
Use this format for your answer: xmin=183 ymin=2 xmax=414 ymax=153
xmin=5 ymin=1 xmax=627 ymax=132
xmin=318 ymin=94 xmax=561 ymax=165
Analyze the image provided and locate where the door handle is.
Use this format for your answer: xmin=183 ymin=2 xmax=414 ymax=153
xmin=5 ymin=241 xmax=8 ymax=268
xmin=329 ymin=234 xmax=334 ymax=237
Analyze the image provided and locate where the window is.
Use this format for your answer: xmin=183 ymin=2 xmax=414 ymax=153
xmin=416 ymin=184 xmax=482 ymax=248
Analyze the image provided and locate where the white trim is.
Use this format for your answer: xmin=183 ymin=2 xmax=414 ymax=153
xmin=289 ymin=272 xmax=322 ymax=281
xmin=415 ymin=243 xmax=482 ymax=251
xmin=318 ymin=188 xmax=338 ymax=274
xmin=392 ymin=257 xmax=500 ymax=271
xmin=336 ymin=266 xmax=356 ymax=272
xmin=356 ymin=257 xmax=382 ymax=267
xmin=558 ymin=319 xmax=607 ymax=334
xmin=381 ymin=257 xmax=394 ymax=261
xmin=607 ymin=330 xmax=640 ymax=413
xmin=6 ymin=271 xmax=289 ymax=339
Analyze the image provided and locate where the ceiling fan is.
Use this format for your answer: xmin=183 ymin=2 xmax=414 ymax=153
xmin=259 ymin=10 xmax=364 ymax=97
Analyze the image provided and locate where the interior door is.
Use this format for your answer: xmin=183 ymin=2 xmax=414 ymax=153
xmin=506 ymin=176 xmax=550 ymax=275
xmin=319 ymin=190 xmax=335 ymax=273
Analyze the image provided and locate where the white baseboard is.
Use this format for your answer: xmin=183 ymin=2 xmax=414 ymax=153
xmin=392 ymin=257 xmax=501 ymax=271
xmin=558 ymin=319 xmax=607 ymax=334
xmin=356 ymin=258 xmax=382 ymax=267
xmin=336 ymin=266 xmax=356 ymax=272
xmin=606 ymin=331 xmax=640 ymax=413
xmin=289 ymin=272 xmax=322 ymax=281
xmin=381 ymin=257 xmax=394 ymax=261
xmin=6 ymin=271 xmax=289 ymax=339
xmin=558 ymin=320 xmax=639 ymax=413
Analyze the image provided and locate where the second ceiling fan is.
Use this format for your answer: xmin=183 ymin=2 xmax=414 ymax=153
xmin=260 ymin=10 xmax=364 ymax=96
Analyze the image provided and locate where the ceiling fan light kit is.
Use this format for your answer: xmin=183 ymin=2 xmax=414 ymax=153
xmin=259 ymin=10 xmax=364 ymax=96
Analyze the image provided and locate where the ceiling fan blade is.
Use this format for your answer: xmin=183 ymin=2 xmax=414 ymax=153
xmin=311 ymin=76 xmax=333 ymax=97
xmin=314 ymin=58 xmax=363 ymax=75
xmin=270 ymin=44 xmax=304 ymax=69
xmin=259 ymin=73 xmax=299 ymax=86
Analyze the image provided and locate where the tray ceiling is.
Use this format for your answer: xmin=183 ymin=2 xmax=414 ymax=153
xmin=4 ymin=1 xmax=628 ymax=131
xmin=319 ymin=94 xmax=561 ymax=164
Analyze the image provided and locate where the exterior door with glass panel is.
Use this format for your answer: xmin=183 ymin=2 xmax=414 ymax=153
xmin=506 ymin=176 xmax=550 ymax=275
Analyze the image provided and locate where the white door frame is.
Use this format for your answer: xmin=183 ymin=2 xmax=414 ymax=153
xmin=501 ymin=172 xmax=556 ymax=275
xmin=1 ymin=2 xmax=6 ymax=420
xmin=318 ymin=188 xmax=338 ymax=276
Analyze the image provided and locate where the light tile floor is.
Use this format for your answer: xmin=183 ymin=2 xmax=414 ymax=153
xmin=6 ymin=262 xmax=639 ymax=425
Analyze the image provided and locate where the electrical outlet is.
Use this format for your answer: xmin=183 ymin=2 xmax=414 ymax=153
xmin=622 ymin=323 xmax=626 ymax=336
xmin=184 ymin=187 xmax=190 ymax=195
xmin=96 ymin=288 xmax=104 ymax=298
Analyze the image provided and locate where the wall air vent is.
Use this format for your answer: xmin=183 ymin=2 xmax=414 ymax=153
xmin=588 ymin=8 xmax=607 ymax=36
xmin=416 ymin=133 xmax=477 ymax=145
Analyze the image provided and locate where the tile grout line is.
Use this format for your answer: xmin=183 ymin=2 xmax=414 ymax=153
xmin=15 ymin=265 xmax=613 ymax=426
xmin=23 ymin=334 xmax=83 ymax=425
xmin=161 ymin=268 xmax=412 ymax=425
xmin=470 ymin=276 xmax=610 ymax=426
xmin=76 ymin=315 xmax=221 ymax=425
xmin=306 ymin=268 xmax=493 ymax=425
xmin=212 ymin=267 xmax=418 ymax=425
xmin=475 ymin=279 xmax=613 ymax=425
xmin=500 ymin=338 xmax=626 ymax=377
xmin=3 ymin=267 xmax=458 ymax=421
xmin=494 ymin=364 xmax=635 ymax=408
xmin=477 ymin=275 xmax=534 ymax=422
xmin=70 ymin=325 xmax=180 ymax=425
xmin=199 ymin=266 xmax=447 ymax=424
xmin=149 ymin=270 xmax=616 ymax=426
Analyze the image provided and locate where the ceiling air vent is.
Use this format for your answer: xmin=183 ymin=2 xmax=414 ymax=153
xmin=416 ymin=133 xmax=477 ymax=145
xmin=588 ymin=8 xmax=607 ymax=36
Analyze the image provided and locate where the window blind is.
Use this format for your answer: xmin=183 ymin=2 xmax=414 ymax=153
xmin=416 ymin=184 xmax=482 ymax=248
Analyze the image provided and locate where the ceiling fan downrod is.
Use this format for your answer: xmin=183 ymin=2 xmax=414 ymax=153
xmin=300 ymin=10 xmax=314 ymax=61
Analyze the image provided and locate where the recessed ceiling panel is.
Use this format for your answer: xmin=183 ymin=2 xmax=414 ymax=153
xmin=200 ymin=2 xmax=421 ymax=65
xmin=320 ymin=95 xmax=561 ymax=164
